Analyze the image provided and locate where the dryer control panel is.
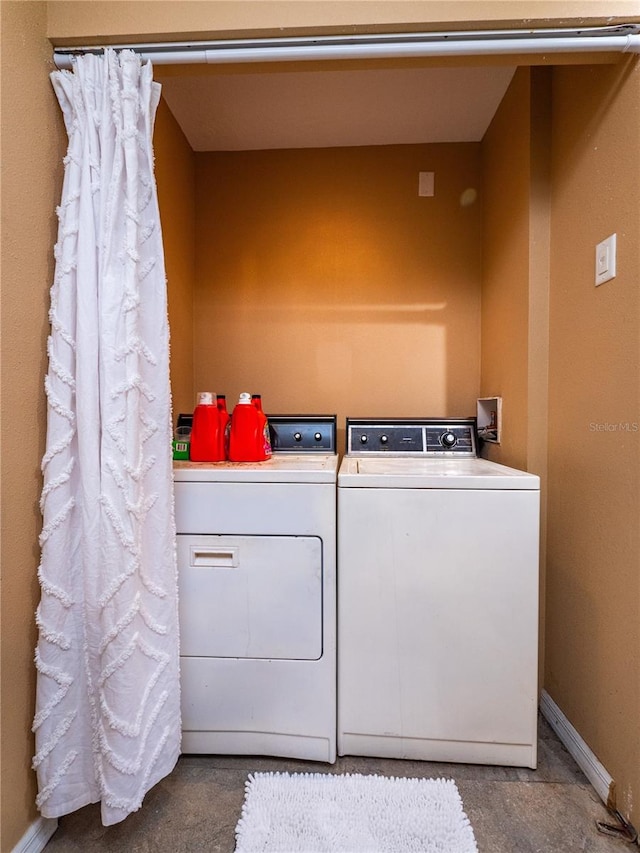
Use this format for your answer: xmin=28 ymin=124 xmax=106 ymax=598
xmin=268 ymin=415 xmax=337 ymax=453
xmin=346 ymin=418 xmax=477 ymax=457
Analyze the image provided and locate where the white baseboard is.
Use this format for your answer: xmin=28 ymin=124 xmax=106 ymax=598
xmin=540 ymin=689 xmax=614 ymax=807
xmin=12 ymin=816 xmax=58 ymax=853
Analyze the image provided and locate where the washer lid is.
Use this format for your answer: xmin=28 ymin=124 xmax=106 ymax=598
xmin=174 ymin=454 xmax=339 ymax=484
xmin=338 ymin=456 xmax=540 ymax=489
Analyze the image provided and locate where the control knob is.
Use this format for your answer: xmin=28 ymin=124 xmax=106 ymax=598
xmin=294 ymin=432 xmax=303 ymax=442
xmin=380 ymin=434 xmax=389 ymax=445
xmin=314 ymin=432 xmax=322 ymax=442
xmin=440 ymin=431 xmax=457 ymax=448
xmin=360 ymin=434 xmax=368 ymax=444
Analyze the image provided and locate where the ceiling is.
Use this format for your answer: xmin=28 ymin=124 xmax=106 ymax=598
xmin=156 ymin=64 xmax=516 ymax=152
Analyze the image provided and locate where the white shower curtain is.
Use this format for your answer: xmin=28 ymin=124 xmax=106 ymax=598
xmin=33 ymin=49 xmax=181 ymax=826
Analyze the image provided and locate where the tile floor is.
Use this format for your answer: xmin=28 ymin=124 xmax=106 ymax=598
xmin=45 ymin=715 xmax=628 ymax=852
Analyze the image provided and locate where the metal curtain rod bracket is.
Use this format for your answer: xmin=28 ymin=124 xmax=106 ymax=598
xmin=53 ymin=24 xmax=640 ymax=69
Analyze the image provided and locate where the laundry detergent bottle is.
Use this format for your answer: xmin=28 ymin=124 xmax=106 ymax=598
xmin=189 ymin=391 xmax=224 ymax=462
xmin=229 ymin=392 xmax=272 ymax=462
xmin=251 ymin=394 xmax=272 ymax=458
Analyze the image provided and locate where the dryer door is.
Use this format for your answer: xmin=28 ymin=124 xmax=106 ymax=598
xmin=178 ymin=534 xmax=322 ymax=660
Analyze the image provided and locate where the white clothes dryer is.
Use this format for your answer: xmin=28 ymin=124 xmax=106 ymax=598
xmin=174 ymin=415 xmax=337 ymax=762
xmin=337 ymin=418 xmax=540 ymax=768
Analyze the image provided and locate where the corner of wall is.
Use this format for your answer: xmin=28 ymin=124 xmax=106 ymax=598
xmin=154 ymin=97 xmax=197 ymax=417
xmin=479 ymin=67 xmax=532 ymax=472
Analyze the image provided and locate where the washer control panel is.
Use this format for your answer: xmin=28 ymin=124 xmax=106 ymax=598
xmin=346 ymin=418 xmax=476 ymax=457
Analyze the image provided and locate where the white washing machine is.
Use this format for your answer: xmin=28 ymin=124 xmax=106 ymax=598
xmin=338 ymin=418 xmax=540 ymax=769
xmin=174 ymin=415 xmax=337 ymax=762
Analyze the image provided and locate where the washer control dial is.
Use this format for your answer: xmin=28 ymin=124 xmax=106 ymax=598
xmin=440 ymin=431 xmax=457 ymax=448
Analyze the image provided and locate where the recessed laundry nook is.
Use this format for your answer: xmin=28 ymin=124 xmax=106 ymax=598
xmin=149 ymin=54 xmax=544 ymax=768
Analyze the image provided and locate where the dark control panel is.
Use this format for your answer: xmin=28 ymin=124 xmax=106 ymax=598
xmin=346 ymin=418 xmax=476 ymax=456
xmin=268 ymin=415 xmax=337 ymax=453
xmin=353 ymin=425 xmax=423 ymax=452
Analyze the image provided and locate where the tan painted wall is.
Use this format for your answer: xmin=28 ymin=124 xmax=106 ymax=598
xmin=193 ymin=144 xmax=482 ymax=431
xmin=0 ymin=3 xmax=65 ymax=850
xmin=546 ymin=58 xmax=640 ymax=825
xmin=154 ymin=98 xmax=196 ymax=416
xmin=480 ymin=68 xmax=532 ymax=471
xmin=46 ymin=1 xmax=640 ymax=44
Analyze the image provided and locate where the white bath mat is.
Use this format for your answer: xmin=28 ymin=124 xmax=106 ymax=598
xmin=234 ymin=771 xmax=478 ymax=852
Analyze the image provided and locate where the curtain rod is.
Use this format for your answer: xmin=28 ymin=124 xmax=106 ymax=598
xmin=53 ymin=25 xmax=640 ymax=69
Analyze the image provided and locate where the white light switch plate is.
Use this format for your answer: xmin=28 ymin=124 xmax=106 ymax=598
xmin=595 ymin=234 xmax=616 ymax=286
xmin=418 ymin=172 xmax=434 ymax=197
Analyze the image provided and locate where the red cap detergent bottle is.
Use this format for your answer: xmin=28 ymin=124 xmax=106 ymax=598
xmin=229 ymin=392 xmax=272 ymax=462
xmin=189 ymin=391 xmax=224 ymax=462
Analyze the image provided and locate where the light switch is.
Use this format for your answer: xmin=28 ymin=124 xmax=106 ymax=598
xmin=595 ymin=234 xmax=616 ymax=286
xmin=418 ymin=172 xmax=435 ymax=197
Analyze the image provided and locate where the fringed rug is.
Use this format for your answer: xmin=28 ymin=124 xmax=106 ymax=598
xmin=234 ymin=771 xmax=478 ymax=852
